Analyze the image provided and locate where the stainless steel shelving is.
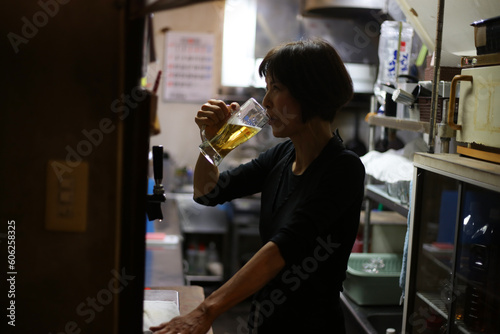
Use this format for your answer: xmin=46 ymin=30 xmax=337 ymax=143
xmin=365 ymin=184 xmax=409 ymax=217
xmin=366 ymin=115 xmax=430 ymax=134
xmin=363 ymin=113 xmax=427 ymax=252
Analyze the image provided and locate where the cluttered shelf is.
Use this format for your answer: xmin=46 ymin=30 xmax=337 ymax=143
xmin=361 ymin=109 xmax=421 ymax=253
xmin=365 ymin=184 xmax=409 ymax=217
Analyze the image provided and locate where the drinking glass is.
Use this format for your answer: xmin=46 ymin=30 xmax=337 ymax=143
xmin=199 ymin=98 xmax=268 ymax=166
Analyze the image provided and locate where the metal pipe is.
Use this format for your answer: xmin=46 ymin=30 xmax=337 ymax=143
xmin=368 ymin=95 xmax=377 ymax=152
xmin=441 ymin=138 xmax=450 ymax=153
xmin=363 ymin=199 xmax=371 ymax=253
xmin=362 ymin=95 xmax=378 ymax=253
xmin=427 ymin=0 xmax=446 ymax=153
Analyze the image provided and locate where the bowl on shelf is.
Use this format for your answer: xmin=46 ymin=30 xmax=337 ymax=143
xmin=385 ymin=180 xmax=411 ymax=205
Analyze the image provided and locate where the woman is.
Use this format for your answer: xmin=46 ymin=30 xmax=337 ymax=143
xmin=150 ymin=38 xmax=365 ymax=334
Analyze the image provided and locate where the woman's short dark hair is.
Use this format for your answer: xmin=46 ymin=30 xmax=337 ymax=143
xmin=258 ymin=38 xmax=353 ymax=123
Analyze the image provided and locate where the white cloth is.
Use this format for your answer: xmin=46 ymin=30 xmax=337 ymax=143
xmin=143 ymin=300 xmax=180 ymax=332
xmin=360 ymin=149 xmax=413 ymax=183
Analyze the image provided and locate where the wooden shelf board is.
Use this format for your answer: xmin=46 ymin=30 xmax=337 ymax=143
xmin=360 ymin=210 xmax=407 ymax=226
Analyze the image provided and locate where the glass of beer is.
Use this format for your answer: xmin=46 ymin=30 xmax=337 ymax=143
xmin=199 ymin=98 xmax=268 ymax=166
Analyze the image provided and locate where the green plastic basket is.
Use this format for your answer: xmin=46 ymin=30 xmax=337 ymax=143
xmin=343 ymin=253 xmax=403 ymax=305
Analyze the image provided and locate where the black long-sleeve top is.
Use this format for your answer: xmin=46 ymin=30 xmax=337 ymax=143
xmin=195 ymin=135 xmax=365 ymax=333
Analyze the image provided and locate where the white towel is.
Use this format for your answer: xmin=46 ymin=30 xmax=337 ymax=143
xmin=360 ymin=149 xmax=414 ymax=183
xmin=143 ymin=300 xmax=180 ymax=332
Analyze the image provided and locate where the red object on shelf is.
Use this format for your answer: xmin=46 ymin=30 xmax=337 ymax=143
xmin=351 ymin=234 xmax=364 ymax=253
xmin=146 ymin=232 xmax=166 ymax=240
xmin=432 ymin=242 xmax=454 ymax=250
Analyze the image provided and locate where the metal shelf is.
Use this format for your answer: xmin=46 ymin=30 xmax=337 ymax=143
xmin=362 ymin=110 xmax=426 ymax=252
xmin=415 ymin=292 xmax=475 ymax=334
xmin=359 ymin=210 xmax=407 ymax=226
xmin=421 ymin=243 xmax=453 ymax=273
xmin=365 ymin=184 xmax=409 ymax=217
xmin=416 ymin=292 xmax=448 ymax=320
xmin=366 ymin=115 xmax=430 ymax=133
xmin=185 ymin=274 xmax=224 ymax=284
xmin=174 ymin=195 xmax=229 ymax=235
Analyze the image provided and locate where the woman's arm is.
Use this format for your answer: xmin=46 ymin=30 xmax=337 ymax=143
xmin=193 ymin=99 xmax=236 ymax=198
xmin=149 ymin=241 xmax=285 ymax=334
xmin=193 ymin=152 xmax=219 ymax=198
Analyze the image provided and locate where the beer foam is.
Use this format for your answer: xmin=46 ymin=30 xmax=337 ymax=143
xmin=230 ymin=113 xmax=265 ymax=128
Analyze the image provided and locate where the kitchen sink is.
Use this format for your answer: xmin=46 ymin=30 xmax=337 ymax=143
xmin=341 ymin=292 xmax=403 ymax=334
xmin=366 ymin=313 xmax=402 ymax=334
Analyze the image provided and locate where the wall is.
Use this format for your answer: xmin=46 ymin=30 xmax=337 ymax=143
xmin=1 ymin=0 xmax=144 ymax=332
xmin=148 ymin=2 xmax=225 ymax=169
xmin=147 ymin=2 xmax=377 ymax=172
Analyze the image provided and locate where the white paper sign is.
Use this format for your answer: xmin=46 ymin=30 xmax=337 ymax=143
xmin=163 ymin=31 xmax=215 ymax=102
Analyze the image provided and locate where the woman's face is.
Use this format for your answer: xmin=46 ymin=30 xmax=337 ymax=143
xmin=262 ymin=75 xmax=303 ymax=138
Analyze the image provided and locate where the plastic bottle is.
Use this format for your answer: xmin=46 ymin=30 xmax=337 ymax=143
xmin=207 ymin=241 xmax=220 ymax=263
xmin=351 ymin=234 xmax=363 ymax=253
xmin=195 ymin=243 xmax=207 ymax=275
xmin=376 ymin=21 xmax=414 ymax=86
xmin=186 ymin=243 xmax=197 ymax=274
xmin=206 ymin=241 xmax=223 ymax=276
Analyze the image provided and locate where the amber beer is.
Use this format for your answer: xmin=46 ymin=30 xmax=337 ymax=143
xmin=199 ymin=122 xmax=261 ymax=166
xmin=199 ymin=98 xmax=268 ymax=166
xmin=212 ymin=122 xmax=260 ymax=155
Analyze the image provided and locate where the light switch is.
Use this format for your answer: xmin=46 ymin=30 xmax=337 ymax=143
xmin=45 ymin=160 xmax=89 ymax=232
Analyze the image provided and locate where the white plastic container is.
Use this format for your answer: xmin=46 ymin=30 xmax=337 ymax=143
xmin=377 ymin=21 xmax=414 ymax=86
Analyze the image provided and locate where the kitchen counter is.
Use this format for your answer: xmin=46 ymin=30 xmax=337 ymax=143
xmin=144 ymin=193 xmax=218 ymax=333
xmin=341 ymin=291 xmax=403 ymax=334
xmin=144 ymin=193 xmax=186 ymax=287
xmin=145 ymin=286 xmax=213 ymax=334
xmin=144 ymin=192 xmax=213 ymax=332
xmin=145 ymin=190 xmax=231 ymax=285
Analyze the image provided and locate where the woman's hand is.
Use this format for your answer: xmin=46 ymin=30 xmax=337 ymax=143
xmin=151 ymin=242 xmax=285 ymax=334
xmin=195 ymin=99 xmax=239 ymax=140
xmin=149 ymin=305 xmax=214 ymax=334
